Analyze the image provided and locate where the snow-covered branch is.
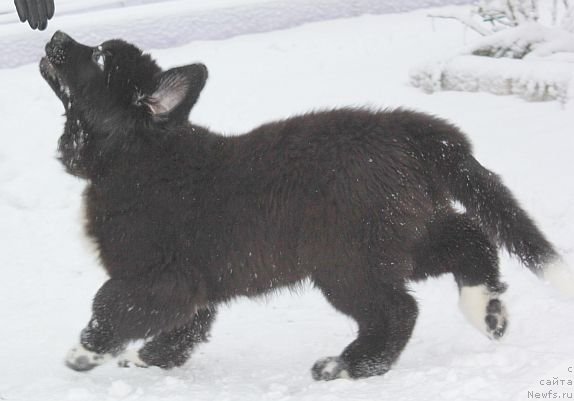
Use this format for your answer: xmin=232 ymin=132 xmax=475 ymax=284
xmin=467 ymin=22 xmax=574 ymax=58
xmin=428 ymin=10 xmax=492 ymax=35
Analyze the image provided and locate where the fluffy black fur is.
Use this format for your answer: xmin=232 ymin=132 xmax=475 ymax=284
xmin=40 ymin=31 xmax=560 ymax=380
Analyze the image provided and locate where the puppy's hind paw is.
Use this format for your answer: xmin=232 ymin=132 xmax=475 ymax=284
xmin=485 ymin=298 xmax=508 ymax=340
xmin=311 ymin=357 xmax=351 ymax=381
xmin=459 ymin=285 xmax=508 ymax=340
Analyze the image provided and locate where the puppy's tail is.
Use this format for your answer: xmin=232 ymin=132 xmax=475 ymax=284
xmin=435 ymin=140 xmax=574 ymax=296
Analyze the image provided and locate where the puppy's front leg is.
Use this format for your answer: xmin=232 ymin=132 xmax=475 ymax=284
xmin=66 ymin=275 xmax=203 ymax=371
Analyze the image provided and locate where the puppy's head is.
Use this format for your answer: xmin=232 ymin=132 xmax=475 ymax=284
xmin=40 ymin=31 xmax=208 ymax=127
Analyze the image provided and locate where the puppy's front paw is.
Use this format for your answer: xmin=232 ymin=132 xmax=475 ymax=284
xmin=65 ymin=344 xmax=112 ymax=372
xmin=117 ymin=349 xmax=149 ymax=369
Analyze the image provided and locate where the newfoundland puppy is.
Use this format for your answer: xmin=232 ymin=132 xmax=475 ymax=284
xmin=40 ymin=31 xmax=573 ymax=380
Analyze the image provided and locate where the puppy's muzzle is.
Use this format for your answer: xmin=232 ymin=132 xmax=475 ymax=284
xmin=45 ymin=31 xmax=75 ymax=65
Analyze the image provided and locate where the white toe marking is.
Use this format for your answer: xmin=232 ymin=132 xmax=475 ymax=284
xmin=323 ymin=360 xmax=340 ymax=376
xmin=543 ymin=260 xmax=574 ymax=297
xmin=66 ymin=343 xmax=112 ymax=367
xmin=315 ymin=357 xmax=350 ymax=380
xmin=117 ymin=349 xmax=148 ymax=368
xmin=337 ymin=369 xmax=351 ymax=379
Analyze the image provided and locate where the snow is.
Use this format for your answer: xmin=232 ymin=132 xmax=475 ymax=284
xmin=0 ymin=0 xmax=473 ymax=68
xmin=410 ymin=53 xmax=573 ymax=101
xmin=410 ymin=4 xmax=574 ymax=102
xmin=1 ymin=3 xmax=574 ymax=401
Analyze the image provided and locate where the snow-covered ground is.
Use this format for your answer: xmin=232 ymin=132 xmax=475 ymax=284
xmin=1 ymin=3 xmax=574 ymax=401
xmin=0 ymin=0 xmax=472 ymax=68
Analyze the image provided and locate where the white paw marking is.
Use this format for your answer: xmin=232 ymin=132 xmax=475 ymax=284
xmin=323 ymin=360 xmax=344 ymax=376
xmin=312 ymin=357 xmax=350 ymax=381
xmin=459 ymin=285 xmax=490 ymax=334
xmin=117 ymin=349 xmax=148 ymax=368
xmin=543 ymin=259 xmax=574 ymax=297
xmin=65 ymin=343 xmax=113 ymax=371
xmin=459 ymin=285 xmax=507 ymax=339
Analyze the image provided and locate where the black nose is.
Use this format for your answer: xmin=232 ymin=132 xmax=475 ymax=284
xmin=51 ymin=31 xmax=73 ymax=46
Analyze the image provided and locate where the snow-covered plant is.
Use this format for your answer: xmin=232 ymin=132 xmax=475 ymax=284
xmin=412 ymin=0 xmax=574 ymax=102
xmin=428 ymin=0 xmax=574 ymax=59
xmin=472 ymin=0 xmax=574 ymax=58
xmin=477 ymin=0 xmax=539 ymax=28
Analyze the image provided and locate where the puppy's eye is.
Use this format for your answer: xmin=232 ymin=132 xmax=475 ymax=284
xmin=92 ymin=48 xmax=106 ymax=71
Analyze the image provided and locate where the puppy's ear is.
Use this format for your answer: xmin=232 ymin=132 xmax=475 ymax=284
xmin=143 ymin=63 xmax=208 ymax=123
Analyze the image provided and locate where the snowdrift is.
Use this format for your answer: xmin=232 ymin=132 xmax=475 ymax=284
xmin=411 ymin=54 xmax=573 ymax=102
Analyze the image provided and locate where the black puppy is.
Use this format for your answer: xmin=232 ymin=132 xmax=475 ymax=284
xmin=40 ymin=31 xmax=573 ymax=380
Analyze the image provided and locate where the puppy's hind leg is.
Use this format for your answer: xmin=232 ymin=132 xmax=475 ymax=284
xmin=312 ymin=274 xmax=418 ymax=381
xmin=412 ymin=213 xmax=508 ymax=340
xmin=117 ymin=307 xmax=217 ymax=369
xmin=66 ymin=274 xmax=202 ymax=372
